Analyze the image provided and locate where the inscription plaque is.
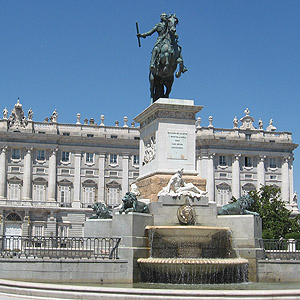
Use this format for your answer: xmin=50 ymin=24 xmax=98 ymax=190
xmin=167 ymin=131 xmax=187 ymax=160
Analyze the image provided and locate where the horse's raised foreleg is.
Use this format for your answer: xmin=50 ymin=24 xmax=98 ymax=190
xmin=175 ymin=57 xmax=188 ymax=78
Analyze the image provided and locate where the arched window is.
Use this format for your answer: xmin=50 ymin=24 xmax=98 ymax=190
xmin=7 ymin=177 xmax=22 ymax=201
xmin=106 ymin=181 xmax=122 ymax=207
xmin=216 ymin=183 xmax=231 ymax=206
xmin=33 ymin=178 xmax=47 ymax=202
xmin=58 ymin=179 xmax=73 ymax=207
xmin=82 ymin=180 xmax=97 ymax=208
xmin=6 ymin=213 xmax=22 ymax=221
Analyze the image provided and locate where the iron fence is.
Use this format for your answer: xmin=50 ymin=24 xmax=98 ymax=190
xmin=0 ymin=236 xmax=121 ymax=260
xmin=262 ymin=239 xmax=300 ymax=260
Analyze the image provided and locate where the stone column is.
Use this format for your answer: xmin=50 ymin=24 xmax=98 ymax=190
xmin=281 ymin=156 xmax=290 ymax=203
xmin=199 ymin=152 xmax=209 ymax=179
xmin=196 ymin=155 xmax=201 ymax=176
xmin=207 ymin=153 xmax=215 ymax=202
xmin=48 ymin=148 xmax=57 ymax=202
xmin=257 ymin=155 xmax=266 ymax=189
xmin=23 ymin=147 xmax=33 ymax=200
xmin=232 ymin=154 xmax=241 ymax=199
xmin=122 ymin=154 xmax=129 ymax=194
xmin=289 ymin=156 xmax=294 ymax=205
xmin=73 ymin=151 xmax=82 ymax=208
xmin=98 ymin=153 xmax=106 ymax=202
xmin=0 ymin=147 xmax=7 ymax=199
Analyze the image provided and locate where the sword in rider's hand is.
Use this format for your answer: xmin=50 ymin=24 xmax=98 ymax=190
xmin=136 ymin=22 xmax=141 ymax=47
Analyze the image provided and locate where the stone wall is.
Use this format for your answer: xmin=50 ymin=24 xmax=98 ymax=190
xmin=258 ymin=260 xmax=300 ymax=282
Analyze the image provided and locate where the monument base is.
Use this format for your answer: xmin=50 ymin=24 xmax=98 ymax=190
xmin=136 ymin=172 xmax=206 ymax=202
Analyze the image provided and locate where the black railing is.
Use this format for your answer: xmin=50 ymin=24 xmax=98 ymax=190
xmin=0 ymin=236 xmax=121 ymax=260
xmin=262 ymin=239 xmax=300 ymax=260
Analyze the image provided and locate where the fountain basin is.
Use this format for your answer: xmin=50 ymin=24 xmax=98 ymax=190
xmin=138 ymin=257 xmax=249 ymax=284
xmin=138 ymin=225 xmax=249 ymax=284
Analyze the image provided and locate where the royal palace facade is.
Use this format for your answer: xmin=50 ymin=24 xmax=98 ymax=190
xmin=0 ymin=100 xmax=298 ymax=238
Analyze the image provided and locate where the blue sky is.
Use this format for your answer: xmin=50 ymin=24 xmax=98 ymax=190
xmin=1 ymin=1 xmax=300 ymax=195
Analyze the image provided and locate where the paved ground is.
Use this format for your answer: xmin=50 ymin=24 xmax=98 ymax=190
xmin=0 ymin=293 xmax=59 ymax=300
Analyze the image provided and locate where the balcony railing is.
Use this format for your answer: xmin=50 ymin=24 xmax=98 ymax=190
xmin=0 ymin=236 xmax=121 ymax=260
xmin=262 ymin=239 xmax=300 ymax=260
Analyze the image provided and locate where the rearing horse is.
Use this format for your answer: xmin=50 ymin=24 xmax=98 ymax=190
xmin=139 ymin=14 xmax=187 ymax=103
xmin=150 ymin=15 xmax=187 ymax=103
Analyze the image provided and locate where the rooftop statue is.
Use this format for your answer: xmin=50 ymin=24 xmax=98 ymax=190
xmin=158 ymin=169 xmax=207 ymax=198
xmin=137 ymin=13 xmax=188 ymax=103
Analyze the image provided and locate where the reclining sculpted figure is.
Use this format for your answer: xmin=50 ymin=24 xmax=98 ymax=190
xmin=158 ymin=169 xmax=207 ymax=198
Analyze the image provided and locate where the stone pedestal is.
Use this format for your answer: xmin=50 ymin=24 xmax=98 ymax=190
xmin=83 ymin=212 xmax=153 ymax=283
xmin=150 ymin=194 xmax=218 ymax=226
xmin=216 ymin=215 xmax=265 ymax=282
xmin=84 ymin=219 xmax=112 ymax=237
xmin=134 ymin=98 xmax=203 ymax=178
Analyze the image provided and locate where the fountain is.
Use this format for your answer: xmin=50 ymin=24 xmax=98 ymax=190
xmin=138 ymin=225 xmax=249 ymax=284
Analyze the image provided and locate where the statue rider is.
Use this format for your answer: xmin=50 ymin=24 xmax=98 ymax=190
xmin=137 ymin=13 xmax=187 ymax=74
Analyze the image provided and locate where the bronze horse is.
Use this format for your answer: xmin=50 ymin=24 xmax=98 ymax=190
xmin=138 ymin=14 xmax=187 ymax=103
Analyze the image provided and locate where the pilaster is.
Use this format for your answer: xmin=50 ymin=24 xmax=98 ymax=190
xmin=98 ymin=153 xmax=106 ymax=202
xmin=289 ymin=156 xmax=294 ymax=205
xmin=23 ymin=147 xmax=33 ymax=200
xmin=281 ymin=156 xmax=290 ymax=203
xmin=207 ymin=153 xmax=215 ymax=202
xmin=232 ymin=154 xmax=241 ymax=199
xmin=48 ymin=148 xmax=57 ymax=202
xmin=122 ymin=154 xmax=129 ymax=194
xmin=257 ymin=155 xmax=266 ymax=189
xmin=73 ymin=151 xmax=82 ymax=208
xmin=0 ymin=147 xmax=7 ymax=199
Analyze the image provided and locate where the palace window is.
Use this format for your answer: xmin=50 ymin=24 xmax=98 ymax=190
xmin=9 ymin=183 xmax=20 ymax=200
xmin=245 ymin=156 xmax=252 ymax=167
xmin=60 ymin=186 xmax=71 ymax=206
xmin=58 ymin=224 xmax=69 ymax=238
xmin=216 ymin=183 xmax=231 ymax=206
xmin=12 ymin=149 xmax=20 ymax=160
xmin=6 ymin=213 xmax=22 ymax=221
xmin=245 ymin=134 xmax=251 ymax=141
xmin=133 ymin=155 xmax=139 ymax=165
xmin=269 ymin=158 xmax=277 ymax=169
xmin=110 ymin=154 xmax=117 ymax=164
xmin=106 ymin=181 xmax=121 ymax=207
xmin=82 ymin=180 xmax=97 ymax=207
xmin=86 ymin=152 xmax=94 ymax=163
xmin=36 ymin=150 xmax=45 ymax=161
xmin=218 ymin=189 xmax=229 ymax=206
xmin=219 ymin=155 xmax=227 ymax=166
xmin=61 ymin=151 xmax=70 ymax=162
xmin=33 ymin=184 xmax=45 ymax=201
xmin=32 ymin=224 xmax=44 ymax=237
xmin=107 ymin=188 xmax=119 ymax=206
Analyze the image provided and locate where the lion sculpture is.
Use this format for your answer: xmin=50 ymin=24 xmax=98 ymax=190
xmin=119 ymin=192 xmax=150 ymax=214
xmin=89 ymin=202 xmax=113 ymax=219
xmin=218 ymin=194 xmax=259 ymax=216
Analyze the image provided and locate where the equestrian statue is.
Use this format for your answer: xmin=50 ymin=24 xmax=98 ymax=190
xmin=137 ymin=13 xmax=188 ymax=103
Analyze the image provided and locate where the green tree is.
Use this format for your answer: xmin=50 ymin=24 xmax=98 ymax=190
xmin=248 ymin=185 xmax=300 ymax=239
